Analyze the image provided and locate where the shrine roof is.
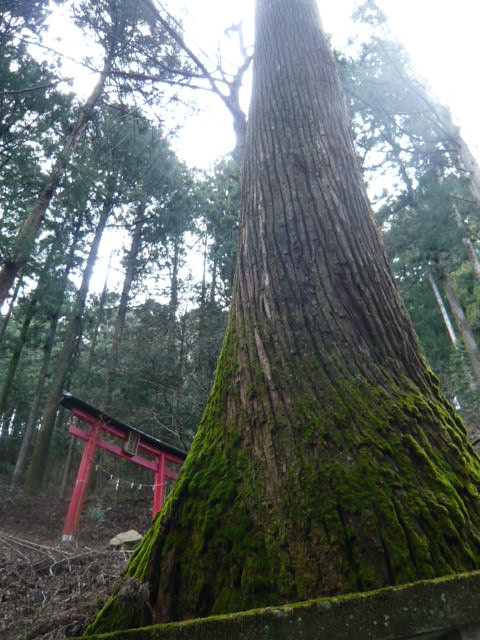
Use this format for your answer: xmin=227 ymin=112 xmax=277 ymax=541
xmin=60 ymin=392 xmax=187 ymax=460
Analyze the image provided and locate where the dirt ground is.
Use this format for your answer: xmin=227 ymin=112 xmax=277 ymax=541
xmin=0 ymin=484 xmax=154 ymax=640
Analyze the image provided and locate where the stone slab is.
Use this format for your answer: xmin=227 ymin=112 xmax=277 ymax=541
xmin=77 ymin=570 xmax=480 ymax=640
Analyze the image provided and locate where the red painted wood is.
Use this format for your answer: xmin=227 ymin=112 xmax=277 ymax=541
xmin=63 ymin=409 xmax=184 ymax=539
xmin=153 ymin=453 xmax=166 ymax=518
xmin=62 ymin=420 xmax=101 ymax=540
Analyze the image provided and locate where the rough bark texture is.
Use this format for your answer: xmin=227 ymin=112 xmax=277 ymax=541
xmin=89 ymin=0 xmax=480 ymax=631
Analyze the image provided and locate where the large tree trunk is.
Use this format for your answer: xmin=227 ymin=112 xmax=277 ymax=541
xmin=90 ymin=0 xmax=480 ymax=631
xmin=24 ymin=199 xmax=112 ymax=492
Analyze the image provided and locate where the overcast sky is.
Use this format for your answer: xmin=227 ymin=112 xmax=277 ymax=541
xmin=41 ymin=0 xmax=480 ymax=294
xmin=162 ymin=0 xmax=480 ymax=168
xmin=44 ymin=0 xmax=480 ymax=169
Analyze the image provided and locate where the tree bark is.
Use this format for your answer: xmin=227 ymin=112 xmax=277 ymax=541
xmin=90 ymin=0 xmax=480 ymax=630
xmin=24 ymin=199 xmax=112 ymax=492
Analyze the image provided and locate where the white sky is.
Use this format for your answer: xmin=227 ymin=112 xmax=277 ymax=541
xmin=39 ymin=0 xmax=480 ymax=295
xmin=168 ymin=0 xmax=480 ymax=168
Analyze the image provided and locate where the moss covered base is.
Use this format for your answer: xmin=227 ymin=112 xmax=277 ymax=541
xmin=78 ymin=570 xmax=480 ymax=640
xmin=87 ymin=324 xmax=480 ymax=630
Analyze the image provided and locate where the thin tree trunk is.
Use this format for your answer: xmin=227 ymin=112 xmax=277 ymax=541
xmin=428 ymin=273 xmax=458 ymax=348
xmin=0 ymin=224 xmax=70 ymax=428
xmin=84 ymin=251 xmax=113 ymax=392
xmin=10 ymin=313 xmax=58 ymax=488
xmin=174 ymin=311 xmax=187 ymax=445
xmin=105 ymin=212 xmax=144 ymax=404
xmin=0 ymin=49 xmax=114 ymax=307
xmin=0 ymin=300 xmax=36 ymax=435
xmin=0 ymin=275 xmax=22 ymax=345
xmin=8 ymin=212 xmax=84 ymax=478
xmin=457 ymin=137 xmax=480 ymax=207
xmin=463 ymin=238 xmax=480 ymax=281
xmin=442 ymin=270 xmax=480 ymax=386
xmin=166 ymin=237 xmax=180 ymax=429
xmin=90 ymin=0 xmax=480 ymax=630
xmin=167 ymin=237 xmax=180 ymax=355
xmin=451 ymin=203 xmax=480 ymax=281
xmin=24 ymin=199 xmax=112 ymax=492
xmin=60 ymin=435 xmax=77 ymax=499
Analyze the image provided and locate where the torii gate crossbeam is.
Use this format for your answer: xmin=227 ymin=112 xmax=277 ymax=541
xmin=59 ymin=393 xmax=187 ymax=542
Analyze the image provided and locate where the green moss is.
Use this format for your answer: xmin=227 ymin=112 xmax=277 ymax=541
xmin=88 ymin=323 xmax=480 ymax=633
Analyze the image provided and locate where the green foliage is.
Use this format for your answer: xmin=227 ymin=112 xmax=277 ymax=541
xmin=339 ymin=0 xmax=480 ymax=436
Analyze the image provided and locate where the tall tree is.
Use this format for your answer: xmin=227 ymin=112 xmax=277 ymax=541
xmin=90 ymin=0 xmax=480 ymax=631
xmin=24 ymin=195 xmax=112 ymax=492
xmin=0 ymin=0 xmax=186 ymax=306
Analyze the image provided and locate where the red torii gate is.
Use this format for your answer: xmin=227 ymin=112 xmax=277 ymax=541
xmin=60 ymin=393 xmax=187 ymax=542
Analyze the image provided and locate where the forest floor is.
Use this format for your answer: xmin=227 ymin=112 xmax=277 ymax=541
xmin=0 ymin=483 xmax=153 ymax=640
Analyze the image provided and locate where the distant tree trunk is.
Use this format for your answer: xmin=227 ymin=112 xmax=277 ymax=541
xmin=462 ymin=238 xmax=480 ymax=281
xmin=84 ymin=251 xmax=113 ymax=393
xmin=105 ymin=211 xmax=144 ymax=404
xmin=10 ymin=313 xmax=58 ymax=489
xmin=0 ymin=226 xmax=69 ymax=430
xmin=0 ymin=275 xmax=22 ymax=345
xmin=0 ymin=300 xmax=37 ymax=437
xmin=9 ymin=213 xmax=84 ymax=482
xmin=428 ymin=273 xmax=458 ymax=349
xmin=0 ymin=48 xmax=114 ymax=307
xmin=90 ymin=0 xmax=480 ymax=630
xmin=167 ymin=237 xmax=180 ymax=355
xmin=174 ymin=311 xmax=187 ymax=444
xmin=60 ymin=435 xmax=77 ymax=499
xmin=166 ymin=237 xmax=180 ymax=428
xmin=24 ymin=199 xmax=112 ymax=492
xmin=442 ymin=270 xmax=480 ymax=386
xmin=457 ymin=137 xmax=480 ymax=207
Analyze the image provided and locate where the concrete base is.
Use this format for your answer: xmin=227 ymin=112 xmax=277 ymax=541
xmin=61 ymin=534 xmax=74 ymax=544
xmin=77 ymin=570 xmax=480 ymax=640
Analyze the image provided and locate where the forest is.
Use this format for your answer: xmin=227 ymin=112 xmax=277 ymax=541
xmin=2 ymin=0 xmax=480 ymax=635
xmin=2 ymin=0 xmax=479 ymax=495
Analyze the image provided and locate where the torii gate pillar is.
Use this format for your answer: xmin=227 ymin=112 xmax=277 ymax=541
xmin=62 ymin=420 xmax=101 ymax=542
xmin=59 ymin=393 xmax=186 ymax=543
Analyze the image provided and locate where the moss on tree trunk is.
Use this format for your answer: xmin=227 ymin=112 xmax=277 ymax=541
xmin=88 ymin=0 xmax=480 ymax=631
